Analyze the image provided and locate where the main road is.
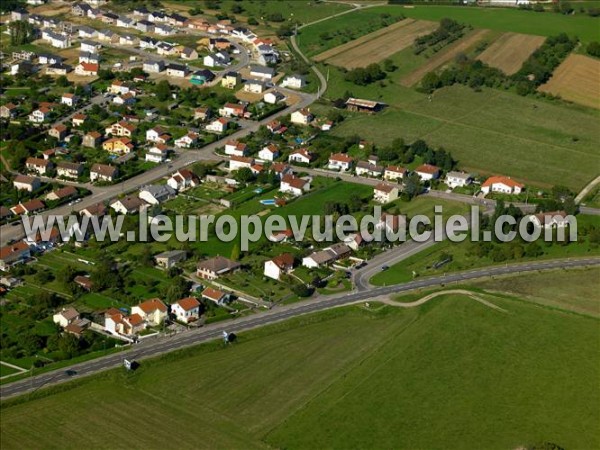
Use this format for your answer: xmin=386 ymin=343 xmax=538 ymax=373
xmin=1 ymin=256 xmax=598 ymax=400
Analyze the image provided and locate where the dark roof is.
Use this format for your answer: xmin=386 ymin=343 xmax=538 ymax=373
xmin=167 ymin=63 xmax=187 ymax=72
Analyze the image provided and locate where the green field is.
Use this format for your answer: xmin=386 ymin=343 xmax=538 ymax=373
xmin=2 ymin=283 xmax=598 ymax=449
xmin=329 ymin=85 xmax=600 ymax=191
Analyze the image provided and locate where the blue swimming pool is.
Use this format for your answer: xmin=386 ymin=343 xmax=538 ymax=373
xmin=260 ymin=199 xmax=276 ymax=205
xmin=254 ymin=188 xmax=263 ymax=194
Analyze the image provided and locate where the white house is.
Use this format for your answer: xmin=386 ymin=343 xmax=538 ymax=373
xmin=174 ymin=132 xmax=199 ymax=149
xmin=167 ymin=169 xmax=200 ymax=191
xmin=52 ymin=307 xmax=80 ymax=328
xmin=290 ymin=108 xmax=313 ymax=125
xmin=264 ymin=90 xmax=285 ymax=105
xmin=80 ymin=40 xmax=101 ymax=53
xmin=373 ymin=183 xmax=399 ymax=204
xmin=281 ymin=74 xmax=306 ymax=89
xmin=205 ymin=118 xmax=229 ymax=133
xmin=328 ymin=153 xmax=353 ymax=172
xmin=243 ymin=79 xmax=267 ymax=94
xmin=138 ymin=184 xmax=176 ymax=205
xmin=529 ymin=211 xmax=570 ymax=229
xmin=249 ymin=65 xmax=275 ymax=80
xmin=415 ymin=164 xmax=441 ymax=181
xmin=446 ymin=171 xmax=473 ymax=189
xmin=280 ymin=174 xmax=310 ymax=197
xmin=481 ymin=176 xmax=524 ymax=195
xmin=229 ymin=156 xmax=254 ymax=171
xmin=171 ymin=297 xmax=201 ymax=323
xmin=224 ymin=140 xmax=248 ymax=157
xmin=146 ymin=144 xmax=169 ymax=163
xmin=258 ymin=144 xmax=279 ymax=162
xmin=288 ymin=148 xmax=312 ymax=165
xmin=264 ymin=253 xmax=294 ymax=281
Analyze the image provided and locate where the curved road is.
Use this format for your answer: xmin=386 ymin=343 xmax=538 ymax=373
xmin=1 ymin=256 xmax=598 ymax=400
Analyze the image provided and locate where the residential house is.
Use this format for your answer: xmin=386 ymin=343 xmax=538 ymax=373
xmin=80 ymin=40 xmax=101 ymax=53
xmin=219 ymin=103 xmax=246 ymax=118
xmin=13 ymin=175 xmax=41 ymax=192
xmin=270 ymin=163 xmax=293 ymax=179
xmin=264 ymin=90 xmax=285 ymax=105
xmin=74 ymin=275 xmax=93 ymax=291
xmin=280 ymin=174 xmax=310 ymax=197
xmin=264 ymin=253 xmax=294 ymax=281
xmin=116 ymin=16 xmax=135 ymax=28
xmin=167 ymin=169 xmax=200 ymax=191
xmin=415 ymin=164 xmax=441 ymax=181
xmin=103 ymin=137 xmax=134 ymax=154
xmin=90 ymin=164 xmax=118 ymax=182
xmin=302 ymin=243 xmax=351 ymax=269
xmin=11 ymin=199 xmax=45 ymax=215
xmin=191 ymin=69 xmax=215 ymax=85
xmin=258 ymin=144 xmax=279 ymax=162
xmin=203 ymin=51 xmax=230 ymax=67
xmin=79 ymin=202 xmax=107 ymax=218
xmin=288 ymin=148 xmax=312 ymax=165
xmin=328 ymin=153 xmax=353 ymax=171
xmin=174 ymin=132 xmax=199 ymax=149
xmin=446 ymin=171 xmax=473 ymax=189
xmin=110 ymin=196 xmax=146 ymax=214
xmin=61 ymin=93 xmax=79 ymax=107
xmin=205 ymin=117 xmax=229 ymax=133
xmin=221 ymin=71 xmax=241 ymax=89
xmin=384 ymin=166 xmax=407 ymax=182
xmin=146 ymin=144 xmax=168 ymax=163
xmin=71 ymin=113 xmax=87 ymax=127
xmin=98 ymin=30 xmax=119 ymax=43
xmin=373 ymin=183 xmax=399 ymax=204
xmin=481 ymin=176 xmax=524 ymax=195
xmin=146 ymin=126 xmax=170 ymax=144
xmin=104 ymin=308 xmax=145 ymax=336
xmin=267 ymin=120 xmax=285 ymax=134
xmin=529 ymin=211 xmax=570 ymax=229
xmin=53 ymin=307 xmax=80 ymax=328
xmin=171 ymin=297 xmax=201 ymax=323
xmin=249 ymin=65 xmax=275 ymax=80
xmin=143 ymin=59 xmax=165 ymax=73
xmin=181 ymin=47 xmax=199 ymax=60
xmin=29 ymin=106 xmax=52 ymax=123
xmin=281 ymin=74 xmax=306 ymax=89
xmin=46 ymin=185 xmax=78 ymax=201
xmin=25 ymin=157 xmax=53 ymax=175
xmin=105 ymin=121 xmax=136 ymax=137
xmin=346 ymin=97 xmax=384 ymax=114
xmin=138 ymin=184 xmax=176 ymax=205
xmin=113 ymin=93 xmax=136 ymax=106
xmin=48 ymin=124 xmax=68 ymax=141
xmin=194 ymin=107 xmax=212 ymax=121
xmin=201 ymin=287 xmax=228 ymax=305
xmin=38 ymin=54 xmax=63 ymax=65
xmin=166 ymin=63 xmax=188 ymax=78
xmin=290 ymin=108 xmax=313 ymax=125
xmin=137 ymin=20 xmax=155 ymax=33
xmin=0 ymin=242 xmax=31 ymax=271
xmin=154 ymin=23 xmax=175 ymax=36
xmin=229 ymin=155 xmax=254 ymax=172
xmin=154 ymin=250 xmax=187 ymax=269
xmin=196 ymin=256 xmax=241 ymax=280
xmin=356 ymin=161 xmax=384 ymax=178
xmin=244 ymin=79 xmax=267 ymax=94
xmin=83 ymin=131 xmax=102 ymax=148
xmin=75 ymin=62 xmax=99 ymax=76
xmin=78 ymin=26 xmax=97 ymax=39
xmin=46 ymin=63 xmax=72 ymax=76
xmin=56 ymin=162 xmax=84 ymax=179
xmin=0 ymin=103 xmax=18 ymax=119
xmin=224 ymin=140 xmax=248 ymax=157
xmin=119 ymin=33 xmax=137 ymax=46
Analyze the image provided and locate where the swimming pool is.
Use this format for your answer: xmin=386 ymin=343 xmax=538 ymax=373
xmin=260 ymin=199 xmax=276 ymax=205
xmin=254 ymin=188 xmax=263 ymax=194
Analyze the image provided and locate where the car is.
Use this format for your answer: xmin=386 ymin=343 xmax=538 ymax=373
xmin=381 ymin=265 xmax=389 ymax=271
xmin=65 ymin=369 xmax=77 ymax=376
xmin=10 ymin=221 xmax=21 ymax=227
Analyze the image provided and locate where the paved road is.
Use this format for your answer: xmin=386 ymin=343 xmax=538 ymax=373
xmin=1 ymin=256 xmax=597 ymax=400
xmin=575 ymin=175 xmax=600 ymax=204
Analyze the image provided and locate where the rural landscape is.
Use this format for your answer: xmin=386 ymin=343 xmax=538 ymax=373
xmin=0 ymin=0 xmax=598 ymax=449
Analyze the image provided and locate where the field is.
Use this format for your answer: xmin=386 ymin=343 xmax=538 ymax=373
xmin=314 ymin=19 xmax=437 ymax=69
xmin=2 ymin=283 xmax=599 ymax=449
xmin=327 ymin=84 xmax=600 ymax=191
xmin=539 ymin=54 xmax=600 ymax=109
xmin=477 ymin=32 xmax=546 ymax=75
xmin=400 ymin=28 xmax=491 ymax=86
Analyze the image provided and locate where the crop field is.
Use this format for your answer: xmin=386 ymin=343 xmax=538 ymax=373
xmin=314 ymin=19 xmax=437 ymax=69
xmin=477 ymin=32 xmax=546 ymax=75
xmin=2 ymin=285 xmax=599 ymax=449
xmin=538 ymin=54 xmax=600 ymax=110
xmin=400 ymin=28 xmax=491 ymax=86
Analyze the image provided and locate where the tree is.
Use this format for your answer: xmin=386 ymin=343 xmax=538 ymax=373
xmin=162 ymin=277 xmax=190 ymax=303
xmin=586 ymin=41 xmax=600 ymax=57
xmin=292 ymin=284 xmax=313 ymax=297
xmin=9 ymin=21 xmax=35 ymax=46
xmin=234 ymin=167 xmax=254 ymax=183
xmin=421 ymin=71 xmax=441 ymax=93
xmin=403 ymin=173 xmax=423 ymax=199
xmin=155 ymin=80 xmax=172 ymax=102
xmin=383 ymin=58 xmax=397 ymax=72
xmin=247 ymin=17 xmax=258 ymax=25
xmin=56 ymin=76 xmax=71 ymax=87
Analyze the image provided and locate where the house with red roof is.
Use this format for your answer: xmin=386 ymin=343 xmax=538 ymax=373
xmin=328 ymin=153 xmax=354 ymax=172
xmin=280 ymin=174 xmax=310 ymax=197
xmin=481 ymin=176 xmax=524 ymax=195
xmin=264 ymin=253 xmax=295 ymax=281
xmin=131 ymin=298 xmax=168 ymax=326
xmin=415 ymin=164 xmax=441 ymax=181
xmin=171 ymin=297 xmax=201 ymax=323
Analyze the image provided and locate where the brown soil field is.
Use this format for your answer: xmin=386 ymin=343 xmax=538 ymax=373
xmin=315 ymin=19 xmax=437 ymax=69
xmin=477 ymin=32 xmax=545 ymax=75
xmin=539 ymin=54 xmax=600 ymax=110
xmin=400 ymin=29 xmax=491 ymax=87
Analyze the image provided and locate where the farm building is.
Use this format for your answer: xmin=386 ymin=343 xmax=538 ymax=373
xmin=345 ymin=98 xmax=384 ymax=113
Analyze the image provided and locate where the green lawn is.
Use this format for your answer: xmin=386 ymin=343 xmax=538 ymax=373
xmin=330 ymin=85 xmax=600 ymax=191
xmin=2 ymin=286 xmax=598 ymax=449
